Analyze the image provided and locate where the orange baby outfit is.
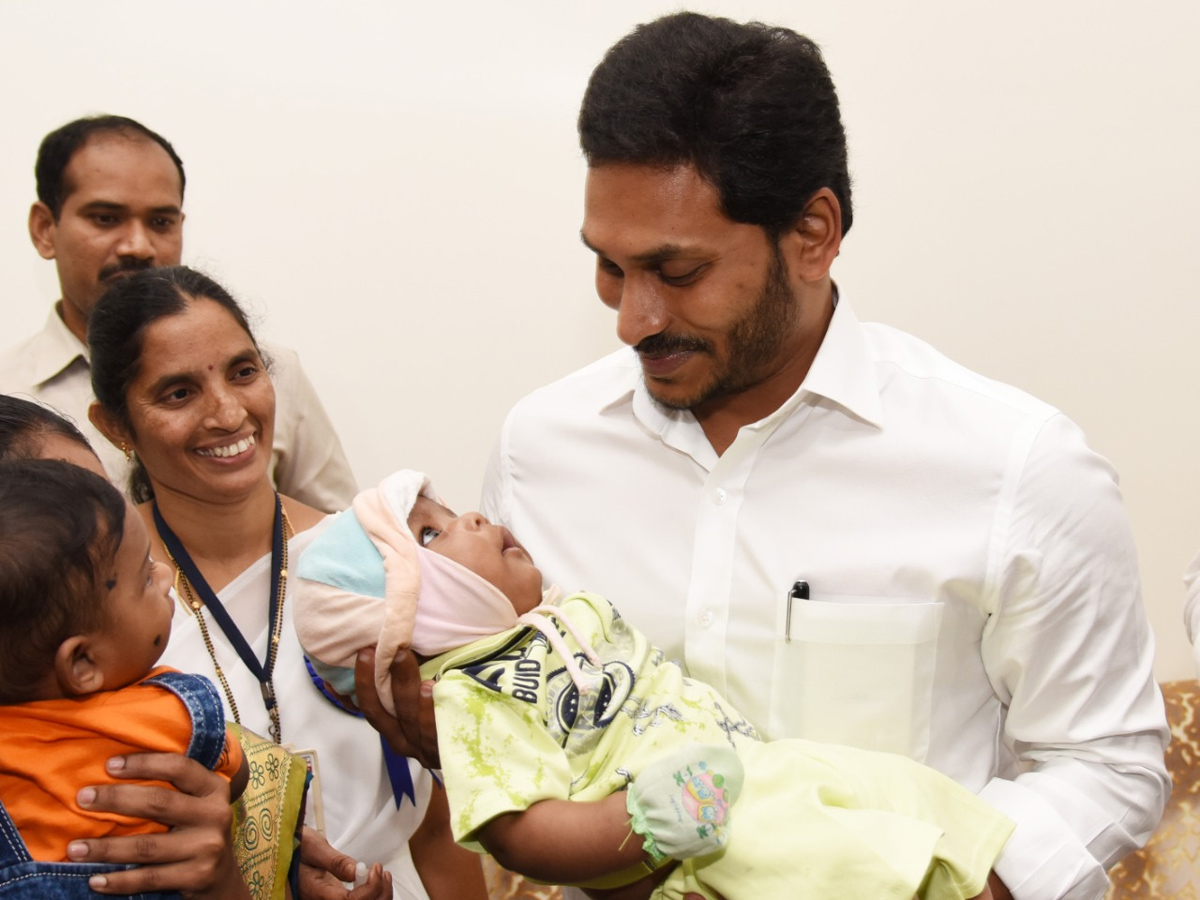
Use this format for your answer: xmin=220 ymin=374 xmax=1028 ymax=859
xmin=0 ymin=666 xmax=242 ymax=861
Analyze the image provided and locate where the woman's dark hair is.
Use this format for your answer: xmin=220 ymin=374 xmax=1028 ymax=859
xmin=578 ymin=11 xmax=853 ymax=238
xmin=88 ymin=265 xmax=262 ymax=502
xmin=0 ymin=395 xmax=93 ymax=461
xmin=0 ymin=458 xmax=126 ymax=704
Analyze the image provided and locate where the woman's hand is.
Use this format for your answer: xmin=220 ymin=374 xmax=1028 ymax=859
xmin=296 ymin=827 xmax=393 ymax=900
xmin=354 ymin=646 xmax=441 ymax=769
xmin=66 ymin=752 xmax=248 ymax=900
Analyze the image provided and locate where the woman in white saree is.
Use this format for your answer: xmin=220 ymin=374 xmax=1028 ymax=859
xmin=86 ymin=265 xmax=486 ymax=900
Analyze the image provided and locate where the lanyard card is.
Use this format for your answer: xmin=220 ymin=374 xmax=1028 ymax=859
xmin=286 ymin=745 xmax=325 ymax=835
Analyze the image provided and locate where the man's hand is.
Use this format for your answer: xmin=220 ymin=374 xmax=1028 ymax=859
xmin=354 ymin=646 xmax=440 ymax=769
xmin=66 ymin=752 xmax=248 ymax=900
xmin=296 ymin=827 xmax=393 ymax=900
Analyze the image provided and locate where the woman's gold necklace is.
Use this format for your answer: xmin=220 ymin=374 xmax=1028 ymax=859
xmin=156 ymin=498 xmax=292 ymax=744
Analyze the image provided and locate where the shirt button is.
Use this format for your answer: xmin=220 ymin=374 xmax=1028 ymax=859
xmin=713 ymin=488 xmax=727 ymax=505
xmin=700 ymin=609 xmax=715 ymax=627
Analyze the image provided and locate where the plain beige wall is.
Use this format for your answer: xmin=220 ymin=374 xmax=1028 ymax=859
xmin=2 ymin=1 xmax=1197 ymax=680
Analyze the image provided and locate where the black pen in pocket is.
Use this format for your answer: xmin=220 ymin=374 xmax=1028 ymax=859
xmin=785 ymin=580 xmax=809 ymax=643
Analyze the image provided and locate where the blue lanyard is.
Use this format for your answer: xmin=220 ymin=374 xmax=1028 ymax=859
xmin=302 ymin=657 xmax=418 ymax=807
xmin=153 ymin=495 xmax=285 ymax=720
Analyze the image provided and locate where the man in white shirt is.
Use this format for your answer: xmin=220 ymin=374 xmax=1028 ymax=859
xmin=478 ymin=12 xmax=1168 ymax=900
xmin=0 ymin=115 xmax=356 ymax=512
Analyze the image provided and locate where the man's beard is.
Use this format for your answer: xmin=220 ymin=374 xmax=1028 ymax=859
xmin=640 ymin=246 xmax=797 ymax=412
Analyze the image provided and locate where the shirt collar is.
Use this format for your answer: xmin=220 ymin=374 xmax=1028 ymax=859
xmin=794 ymin=293 xmax=883 ymax=428
xmin=27 ymin=304 xmax=90 ymax=387
xmin=604 ymin=289 xmax=884 ymax=435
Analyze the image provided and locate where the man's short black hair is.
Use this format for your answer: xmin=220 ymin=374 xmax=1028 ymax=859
xmin=35 ymin=114 xmax=186 ymax=219
xmin=578 ymin=11 xmax=852 ymax=238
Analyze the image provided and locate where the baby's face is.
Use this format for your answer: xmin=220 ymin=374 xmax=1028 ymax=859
xmin=89 ymin=503 xmax=175 ymax=689
xmin=407 ymin=496 xmax=544 ymax=615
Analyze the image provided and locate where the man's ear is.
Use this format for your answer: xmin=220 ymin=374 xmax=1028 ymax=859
xmin=88 ymin=401 xmax=131 ymax=452
xmin=777 ymin=187 xmax=843 ymax=284
xmin=55 ymin=635 xmax=106 ymax=696
xmin=29 ymin=202 xmax=58 ymax=261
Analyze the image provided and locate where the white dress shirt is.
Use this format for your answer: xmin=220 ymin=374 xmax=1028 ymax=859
xmin=481 ymin=297 xmax=1168 ymax=900
xmin=1182 ymin=551 xmax=1200 ymax=679
xmin=0 ymin=305 xmax=358 ymax=512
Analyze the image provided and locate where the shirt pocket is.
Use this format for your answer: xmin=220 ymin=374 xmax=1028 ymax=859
xmin=770 ymin=598 xmax=943 ymax=762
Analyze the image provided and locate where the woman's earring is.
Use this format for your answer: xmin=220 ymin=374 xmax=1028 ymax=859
xmin=121 ymin=442 xmax=131 ymax=462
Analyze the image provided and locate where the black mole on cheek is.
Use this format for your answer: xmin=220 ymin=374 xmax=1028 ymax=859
xmin=153 ymin=635 xmax=162 ymax=647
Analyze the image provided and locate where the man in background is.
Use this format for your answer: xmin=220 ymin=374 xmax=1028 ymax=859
xmin=0 ymin=114 xmax=356 ymax=512
xmin=480 ymin=12 xmax=1168 ymax=900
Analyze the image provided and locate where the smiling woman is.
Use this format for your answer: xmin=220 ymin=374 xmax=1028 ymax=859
xmin=88 ymin=271 xmax=272 ymax=508
xmin=84 ymin=266 xmax=488 ymax=900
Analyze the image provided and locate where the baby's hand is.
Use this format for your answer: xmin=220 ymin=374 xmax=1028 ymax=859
xmin=626 ymin=743 xmax=743 ymax=862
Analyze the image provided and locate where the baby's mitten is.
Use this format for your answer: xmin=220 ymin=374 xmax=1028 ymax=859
xmin=626 ymin=743 xmax=744 ymax=863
